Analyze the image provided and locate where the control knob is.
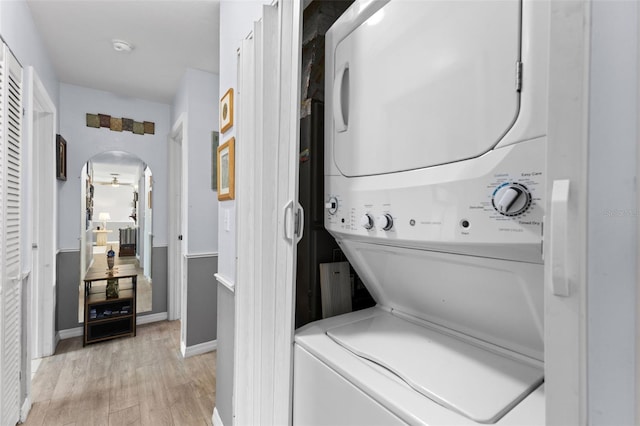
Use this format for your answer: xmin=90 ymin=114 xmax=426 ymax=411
xmin=492 ymin=183 xmax=531 ymax=216
xmin=377 ymin=214 xmax=393 ymax=231
xmin=360 ymin=214 xmax=374 ymax=230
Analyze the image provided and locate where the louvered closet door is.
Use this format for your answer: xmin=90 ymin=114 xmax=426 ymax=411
xmin=0 ymin=42 xmax=23 ymax=426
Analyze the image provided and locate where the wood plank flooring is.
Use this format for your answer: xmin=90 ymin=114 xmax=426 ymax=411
xmin=23 ymin=321 xmax=216 ymax=426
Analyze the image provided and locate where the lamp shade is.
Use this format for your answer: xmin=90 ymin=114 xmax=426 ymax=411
xmin=98 ymin=212 xmax=111 ymax=221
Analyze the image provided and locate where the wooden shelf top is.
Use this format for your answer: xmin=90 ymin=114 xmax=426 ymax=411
xmin=84 ymin=265 xmax=138 ymax=282
xmin=87 ymin=289 xmax=134 ymax=304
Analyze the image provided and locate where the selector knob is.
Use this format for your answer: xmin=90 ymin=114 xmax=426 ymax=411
xmin=377 ymin=214 xmax=393 ymax=231
xmin=360 ymin=214 xmax=374 ymax=230
xmin=492 ymin=183 xmax=532 ymax=216
xmin=325 ymin=197 xmax=338 ymax=215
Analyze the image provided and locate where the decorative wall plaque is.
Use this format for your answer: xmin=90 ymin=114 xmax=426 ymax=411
xmin=85 ymin=113 xmax=155 ymax=136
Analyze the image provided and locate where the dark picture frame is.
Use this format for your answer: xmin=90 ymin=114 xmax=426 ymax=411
xmin=56 ymin=134 xmax=67 ymax=181
xmin=211 ymin=131 xmax=219 ymax=190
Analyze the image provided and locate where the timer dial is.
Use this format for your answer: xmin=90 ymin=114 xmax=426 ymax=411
xmin=492 ymin=183 xmax=532 ymax=216
xmin=377 ymin=214 xmax=393 ymax=231
xmin=360 ymin=214 xmax=374 ymax=230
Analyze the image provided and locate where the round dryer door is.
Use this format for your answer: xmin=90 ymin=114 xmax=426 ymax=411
xmin=332 ymin=0 xmax=522 ymax=177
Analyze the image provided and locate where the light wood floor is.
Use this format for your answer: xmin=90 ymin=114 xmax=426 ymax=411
xmin=23 ymin=321 xmax=216 ymax=426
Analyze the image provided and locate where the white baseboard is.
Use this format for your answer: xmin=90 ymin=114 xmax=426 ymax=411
xmin=136 ymin=312 xmax=168 ymax=325
xmin=20 ymin=395 xmax=32 ymax=423
xmin=183 ymin=339 xmax=217 ymax=358
xmin=58 ymin=327 xmax=83 ymax=340
xmin=213 ymin=407 xmax=224 ymax=426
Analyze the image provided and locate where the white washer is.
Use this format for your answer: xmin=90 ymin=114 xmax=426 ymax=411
xmin=294 ymin=0 xmax=549 ymax=424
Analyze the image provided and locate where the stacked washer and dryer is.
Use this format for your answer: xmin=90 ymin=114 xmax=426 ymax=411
xmin=294 ymin=0 xmax=549 ymax=424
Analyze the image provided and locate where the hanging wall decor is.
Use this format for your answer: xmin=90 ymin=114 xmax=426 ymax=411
xmin=56 ymin=134 xmax=67 ymax=181
xmin=217 ymin=137 xmax=235 ymax=201
xmin=211 ymin=131 xmax=219 ymax=190
xmin=220 ymin=88 xmax=234 ymax=133
xmin=86 ymin=113 xmax=155 ymax=136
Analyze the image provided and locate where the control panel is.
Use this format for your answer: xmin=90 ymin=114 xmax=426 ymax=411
xmin=324 ymin=139 xmax=545 ymax=263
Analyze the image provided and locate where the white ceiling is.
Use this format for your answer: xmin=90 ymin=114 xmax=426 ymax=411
xmin=91 ymin=151 xmax=145 ymax=186
xmin=27 ymin=1 xmax=219 ymax=182
xmin=26 ymin=0 xmax=220 ymax=104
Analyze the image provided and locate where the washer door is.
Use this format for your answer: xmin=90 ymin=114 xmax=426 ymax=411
xmin=332 ymin=0 xmax=521 ymax=177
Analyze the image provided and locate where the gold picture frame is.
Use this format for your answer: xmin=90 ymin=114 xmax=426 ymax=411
xmin=217 ymin=137 xmax=235 ymax=201
xmin=220 ymin=88 xmax=234 ymax=133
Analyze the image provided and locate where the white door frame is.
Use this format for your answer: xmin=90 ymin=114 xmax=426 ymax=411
xmin=233 ymin=1 xmax=302 ymax=424
xmin=168 ymin=115 xmax=187 ymax=334
xmin=26 ymin=66 xmax=57 ymax=360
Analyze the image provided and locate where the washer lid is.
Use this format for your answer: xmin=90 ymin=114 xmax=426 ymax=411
xmin=326 ymin=314 xmax=543 ymax=424
xmin=331 ymin=0 xmax=521 ymax=176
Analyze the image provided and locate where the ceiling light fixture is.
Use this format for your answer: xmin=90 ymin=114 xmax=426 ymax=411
xmin=112 ymin=39 xmax=133 ymax=53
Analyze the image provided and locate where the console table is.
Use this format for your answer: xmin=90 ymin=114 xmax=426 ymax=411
xmin=93 ymin=229 xmax=112 ymax=246
xmin=83 ymin=264 xmax=137 ymax=346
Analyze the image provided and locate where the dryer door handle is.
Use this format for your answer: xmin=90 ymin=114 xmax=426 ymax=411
xmin=333 ymin=63 xmax=349 ymax=133
xmin=549 ymin=179 xmax=570 ymax=297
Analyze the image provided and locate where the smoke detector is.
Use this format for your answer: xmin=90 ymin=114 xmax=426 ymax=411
xmin=112 ymin=39 xmax=133 ymax=53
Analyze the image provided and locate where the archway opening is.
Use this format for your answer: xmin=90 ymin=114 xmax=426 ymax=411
xmin=78 ymin=150 xmax=153 ymax=322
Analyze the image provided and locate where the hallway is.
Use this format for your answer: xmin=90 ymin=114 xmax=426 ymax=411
xmin=79 ymin=244 xmax=153 ymax=320
xmin=23 ymin=321 xmax=216 ymax=426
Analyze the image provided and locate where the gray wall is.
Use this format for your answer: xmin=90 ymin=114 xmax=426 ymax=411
xmin=56 ymin=250 xmax=81 ymax=331
xmin=186 ymin=256 xmax=218 ymax=346
xmin=56 ymin=246 xmax=168 ymax=330
xmin=215 ymin=283 xmax=235 ymax=426
xmin=587 ymin=1 xmax=638 ymax=423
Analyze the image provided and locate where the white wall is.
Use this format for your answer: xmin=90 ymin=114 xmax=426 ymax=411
xmin=217 ymin=0 xmax=271 ymax=282
xmin=58 ymin=83 xmax=170 ymax=249
xmin=93 ymin=185 xmax=136 ymax=222
xmin=587 ymin=1 xmax=638 ymax=423
xmin=172 ymin=68 xmax=220 ymax=254
xmin=0 ymin=0 xmax=60 ymax=270
xmin=0 ymin=1 xmax=59 ymax=109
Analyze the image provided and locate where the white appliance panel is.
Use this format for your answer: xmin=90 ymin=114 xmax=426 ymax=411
xmin=332 ymin=1 xmax=521 ymax=177
xmin=294 ymin=308 xmax=546 ymax=426
xmin=327 ymin=314 xmax=543 ymax=423
xmin=337 ymin=241 xmax=544 ymax=360
xmin=326 ymin=139 xmax=545 ymax=264
xmin=293 ymin=345 xmax=406 ymax=426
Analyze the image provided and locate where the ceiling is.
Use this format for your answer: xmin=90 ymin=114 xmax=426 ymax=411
xmin=26 ymin=0 xmax=220 ymax=104
xmin=27 ymin=1 xmax=220 ymax=183
xmin=91 ymin=151 xmax=145 ymax=186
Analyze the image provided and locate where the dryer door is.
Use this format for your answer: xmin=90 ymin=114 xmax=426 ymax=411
xmin=332 ymin=0 xmax=521 ymax=177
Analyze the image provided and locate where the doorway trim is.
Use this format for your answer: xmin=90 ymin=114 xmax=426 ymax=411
xmin=168 ymin=114 xmax=187 ymax=331
xmin=26 ymin=66 xmax=57 ymax=361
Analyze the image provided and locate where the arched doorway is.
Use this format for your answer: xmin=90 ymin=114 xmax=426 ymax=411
xmin=78 ymin=151 xmax=153 ymax=321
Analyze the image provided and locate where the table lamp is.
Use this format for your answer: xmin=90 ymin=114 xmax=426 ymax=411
xmin=98 ymin=212 xmax=111 ymax=230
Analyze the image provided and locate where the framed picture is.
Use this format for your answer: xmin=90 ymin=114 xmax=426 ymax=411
xmin=220 ymin=88 xmax=234 ymax=133
xmin=56 ymin=134 xmax=67 ymax=181
xmin=211 ymin=131 xmax=219 ymax=190
xmin=217 ymin=137 xmax=235 ymax=201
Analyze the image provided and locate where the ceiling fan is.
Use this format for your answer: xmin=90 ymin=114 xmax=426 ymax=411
xmin=95 ymin=173 xmax=123 ymax=187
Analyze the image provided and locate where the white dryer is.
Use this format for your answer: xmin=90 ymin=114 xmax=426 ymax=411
xmin=294 ymin=0 xmax=549 ymax=424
